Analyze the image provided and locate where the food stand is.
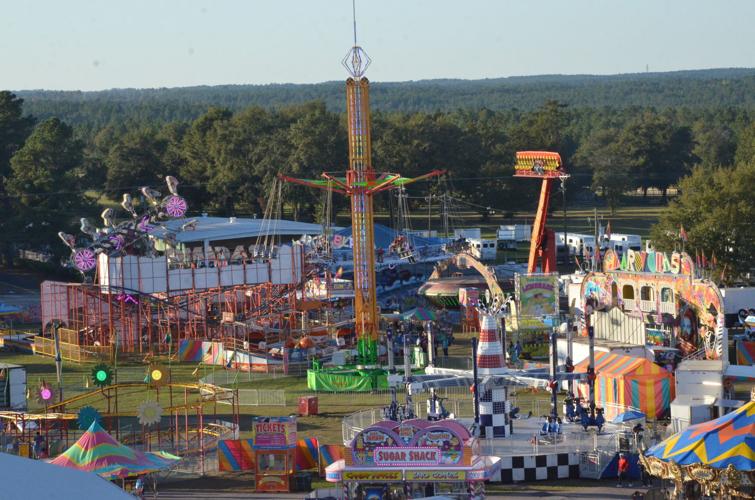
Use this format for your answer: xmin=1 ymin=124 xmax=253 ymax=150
xmin=326 ymin=418 xmax=500 ymax=499
xmin=253 ymin=416 xmax=297 ymax=492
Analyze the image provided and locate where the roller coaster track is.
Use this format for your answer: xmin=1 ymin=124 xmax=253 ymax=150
xmin=45 ymin=382 xmax=232 ymax=414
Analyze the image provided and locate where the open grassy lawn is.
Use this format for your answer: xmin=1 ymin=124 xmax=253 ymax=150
xmin=0 ymin=349 xmax=551 ymax=446
xmin=370 ymin=201 xmax=666 ymax=240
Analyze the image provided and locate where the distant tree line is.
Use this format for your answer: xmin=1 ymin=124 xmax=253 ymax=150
xmin=1 ymin=76 xmax=755 ymax=276
xmin=15 ymin=68 xmax=755 ymax=130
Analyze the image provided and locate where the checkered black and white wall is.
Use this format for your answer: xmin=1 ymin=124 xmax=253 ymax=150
xmin=489 ymin=453 xmax=581 ymax=483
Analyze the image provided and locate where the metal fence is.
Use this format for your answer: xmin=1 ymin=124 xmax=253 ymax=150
xmin=236 ymin=388 xmax=286 ymax=406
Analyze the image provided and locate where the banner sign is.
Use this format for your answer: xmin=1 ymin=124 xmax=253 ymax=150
xmin=351 ymin=420 xmax=469 ymax=467
xmin=374 ymin=447 xmax=440 ymax=466
xmin=406 ymin=470 xmax=466 ymax=481
xmin=252 ymin=417 xmax=297 ymax=449
xmin=603 ymin=249 xmax=694 ymax=276
xmin=343 ymin=470 xmax=402 ymax=482
xmin=515 ymin=273 xmax=559 ymax=320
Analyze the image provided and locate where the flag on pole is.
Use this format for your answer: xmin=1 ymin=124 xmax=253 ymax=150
xmin=712 ymin=252 xmax=718 ymax=267
xmin=605 ymin=221 xmax=612 ymax=240
xmin=701 ymin=252 xmax=708 ymax=269
xmin=695 ymin=250 xmax=701 ymax=268
xmin=679 ymin=225 xmax=688 ymax=242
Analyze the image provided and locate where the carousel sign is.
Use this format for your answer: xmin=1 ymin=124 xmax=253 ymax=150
xmin=603 ymin=249 xmax=695 ymax=276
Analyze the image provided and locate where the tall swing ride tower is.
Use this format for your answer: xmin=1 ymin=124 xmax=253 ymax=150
xmin=281 ymin=25 xmax=443 ymax=367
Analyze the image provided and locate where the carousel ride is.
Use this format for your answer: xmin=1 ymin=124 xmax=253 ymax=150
xmin=641 ymin=396 xmax=755 ymax=498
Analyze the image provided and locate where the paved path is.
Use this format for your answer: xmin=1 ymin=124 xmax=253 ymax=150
xmin=156 ymin=480 xmax=654 ymax=499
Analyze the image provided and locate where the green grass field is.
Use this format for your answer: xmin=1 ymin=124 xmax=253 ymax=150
xmin=0 ymin=337 xmax=553 ymax=446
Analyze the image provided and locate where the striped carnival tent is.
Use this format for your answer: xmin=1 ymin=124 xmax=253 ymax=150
xmin=296 ymin=438 xmax=319 ymax=470
xmin=50 ymin=421 xmax=180 ymax=479
xmin=217 ymin=439 xmax=255 ymax=471
xmin=645 ymin=400 xmax=755 ymax=470
xmin=736 ymin=341 xmax=755 ymax=366
xmin=575 ymin=351 xmax=674 ymax=419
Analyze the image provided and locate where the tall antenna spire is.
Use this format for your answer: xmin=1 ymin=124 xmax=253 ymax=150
xmin=342 ymin=0 xmax=371 ymax=78
xmin=352 ymin=0 xmax=358 ymax=47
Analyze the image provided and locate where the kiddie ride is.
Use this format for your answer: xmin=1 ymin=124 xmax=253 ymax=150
xmin=564 ymin=394 xmax=606 ymax=433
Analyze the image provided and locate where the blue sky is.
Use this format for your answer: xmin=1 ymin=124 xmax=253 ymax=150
xmin=2 ymin=0 xmax=754 ymax=91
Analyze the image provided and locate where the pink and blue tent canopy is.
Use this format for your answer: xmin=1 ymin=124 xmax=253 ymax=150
xmin=50 ymin=421 xmax=180 ymax=479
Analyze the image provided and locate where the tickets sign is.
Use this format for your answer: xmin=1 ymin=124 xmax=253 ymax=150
xmin=374 ymin=447 xmax=441 ymax=466
xmin=252 ymin=417 xmax=297 ymax=449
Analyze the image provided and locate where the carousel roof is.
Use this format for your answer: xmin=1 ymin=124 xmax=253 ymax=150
xmin=645 ymin=400 xmax=755 ymax=471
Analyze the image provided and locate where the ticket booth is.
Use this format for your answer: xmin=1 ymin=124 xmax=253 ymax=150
xmin=253 ymin=416 xmax=297 ymax=492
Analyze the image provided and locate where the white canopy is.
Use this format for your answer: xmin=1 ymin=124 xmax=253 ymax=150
xmin=0 ymin=452 xmax=130 ymax=500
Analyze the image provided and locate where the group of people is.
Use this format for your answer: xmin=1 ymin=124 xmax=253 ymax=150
xmin=563 ymin=394 xmax=607 ymax=432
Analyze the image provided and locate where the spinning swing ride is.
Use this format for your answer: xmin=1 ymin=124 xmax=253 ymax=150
xmin=279 ymin=26 xmax=443 ymax=370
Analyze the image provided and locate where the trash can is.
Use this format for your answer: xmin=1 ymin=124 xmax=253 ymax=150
xmin=293 ymin=472 xmax=313 ymax=492
xmin=298 ymin=396 xmax=319 ymax=416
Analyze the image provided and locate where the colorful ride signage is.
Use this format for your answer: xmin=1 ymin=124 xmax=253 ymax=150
xmin=515 ymin=273 xmax=560 ymax=319
xmin=603 ymin=249 xmax=694 ymax=276
xmin=513 ymin=151 xmax=564 ymax=179
xmin=374 ymin=447 xmax=441 ymax=466
xmin=252 ymin=417 xmax=297 ymax=449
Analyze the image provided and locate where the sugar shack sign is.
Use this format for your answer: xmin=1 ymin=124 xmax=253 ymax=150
xmin=351 ymin=420 xmax=468 ymax=467
xmin=374 ymin=447 xmax=441 ymax=466
xmin=603 ymin=249 xmax=694 ymax=276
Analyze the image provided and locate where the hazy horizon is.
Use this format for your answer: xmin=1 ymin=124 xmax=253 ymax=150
xmin=13 ymin=66 xmax=755 ymax=94
xmin=3 ymin=0 xmax=755 ymax=91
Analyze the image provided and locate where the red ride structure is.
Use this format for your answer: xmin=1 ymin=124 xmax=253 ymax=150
xmin=513 ymin=151 xmax=568 ymax=273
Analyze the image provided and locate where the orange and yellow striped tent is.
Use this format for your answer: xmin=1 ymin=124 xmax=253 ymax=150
xmin=575 ymin=351 xmax=674 ymax=419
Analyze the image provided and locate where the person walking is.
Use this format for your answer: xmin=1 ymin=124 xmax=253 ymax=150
xmin=617 ymin=453 xmax=630 ymax=487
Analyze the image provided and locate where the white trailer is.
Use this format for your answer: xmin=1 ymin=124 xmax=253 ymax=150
xmin=453 ymin=228 xmax=482 ymax=240
xmin=556 ymin=233 xmax=596 ymax=256
xmin=0 ymin=363 xmax=27 ymax=410
xmin=497 ymin=224 xmax=532 ymax=242
xmin=467 ymin=238 xmax=497 ymax=261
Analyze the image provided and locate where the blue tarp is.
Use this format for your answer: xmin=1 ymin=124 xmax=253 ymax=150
xmin=333 ymin=224 xmax=445 ymax=250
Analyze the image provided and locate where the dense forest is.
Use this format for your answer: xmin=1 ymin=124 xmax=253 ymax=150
xmin=1 ymin=67 xmax=754 ymax=277
xmin=16 ymin=68 xmax=755 ymax=130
